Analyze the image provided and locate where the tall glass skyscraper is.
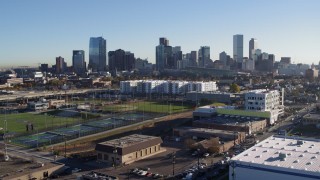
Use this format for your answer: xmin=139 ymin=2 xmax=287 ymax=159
xmin=89 ymin=37 xmax=106 ymax=72
xmin=72 ymin=50 xmax=86 ymax=74
xmin=233 ymin=34 xmax=243 ymax=63
xmin=249 ymin=38 xmax=258 ymax=60
xmin=198 ymin=46 xmax=210 ymax=67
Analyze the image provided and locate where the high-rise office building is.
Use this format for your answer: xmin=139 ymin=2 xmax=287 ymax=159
xmin=40 ymin=64 xmax=49 ymax=73
xmin=172 ymin=46 xmax=182 ymax=68
xmin=189 ymin=51 xmax=198 ymax=66
xmin=159 ymin=37 xmax=169 ymax=46
xmin=219 ymin=51 xmax=228 ymax=66
xmin=198 ymin=46 xmax=210 ymax=67
xmin=72 ymin=50 xmax=86 ymax=74
xmin=156 ymin=44 xmax=165 ymax=71
xmin=55 ymin=56 xmax=66 ymax=74
xmin=89 ymin=37 xmax=107 ymax=72
xmin=233 ymin=34 xmax=244 ymax=63
xmin=108 ymin=49 xmax=135 ymax=73
xmin=249 ymin=38 xmax=258 ymax=60
xmin=156 ymin=37 xmax=173 ymax=71
xmin=280 ymin=57 xmax=291 ymax=64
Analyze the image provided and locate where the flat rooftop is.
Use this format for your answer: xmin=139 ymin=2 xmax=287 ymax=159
xmin=176 ymin=127 xmax=237 ymax=136
xmin=195 ymin=114 xmax=265 ymax=126
xmin=232 ymin=135 xmax=320 ymax=173
xmin=247 ymin=89 xmax=279 ymax=94
xmin=98 ymin=134 xmax=160 ymax=149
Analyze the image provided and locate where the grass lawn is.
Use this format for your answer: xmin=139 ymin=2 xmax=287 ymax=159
xmin=0 ymin=112 xmax=80 ymax=133
xmin=103 ymin=101 xmax=193 ymax=114
xmin=136 ymin=101 xmax=192 ymax=113
xmin=103 ymin=104 xmax=136 ymax=112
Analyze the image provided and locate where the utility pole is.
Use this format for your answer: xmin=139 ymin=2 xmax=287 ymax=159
xmin=172 ymin=152 xmax=176 ymax=176
xmin=64 ymin=136 xmax=67 ymax=158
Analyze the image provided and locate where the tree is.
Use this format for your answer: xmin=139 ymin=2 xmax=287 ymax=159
xmin=184 ymin=138 xmax=196 ymax=149
xmin=230 ymin=83 xmax=240 ymax=93
xmin=207 ymin=137 xmax=221 ymax=154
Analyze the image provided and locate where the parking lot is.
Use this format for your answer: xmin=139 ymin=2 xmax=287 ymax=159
xmin=60 ymin=140 xmax=224 ymax=179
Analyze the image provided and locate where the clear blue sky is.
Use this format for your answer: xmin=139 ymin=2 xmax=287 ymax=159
xmin=1 ymin=0 xmax=320 ymax=67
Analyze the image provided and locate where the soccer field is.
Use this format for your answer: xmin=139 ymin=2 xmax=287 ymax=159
xmin=0 ymin=112 xmax=79 ymax=133
xmin=135 ymin=101 xmax=192 ymax=113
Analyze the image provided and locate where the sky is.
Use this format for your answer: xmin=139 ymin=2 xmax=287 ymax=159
xmin=1 ymin=0 xmax=320 ymax=67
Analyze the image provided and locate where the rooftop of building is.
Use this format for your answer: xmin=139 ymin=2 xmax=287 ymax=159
xmin=98 ymin=134 xmax=160 ymax=149
xmin=246 ymin=89 xmax=279 ymax=94
xmin=175 ymin=127 xmax=239 ymax=136
xmin=231 ymin=135 xmax=320 ymax=173
xmin=194 ymin=113 xmax=266 ymax=126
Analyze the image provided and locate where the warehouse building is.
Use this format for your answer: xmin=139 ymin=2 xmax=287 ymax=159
xmin=229 ymin=135 xmax=320 ymax=180
xmin=174 ymin=127 xmax=245 ymax=143
xmin=95 ymin=134 xmax=164 ymax=165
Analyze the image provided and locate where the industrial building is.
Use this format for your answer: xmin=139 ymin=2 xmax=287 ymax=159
xmin=192 ymin=105 xmax=267 ymax=134
xmin=229 ymin=135 xmax=320 ymax=180
xmin=302 ymin=113 xmax=320 ymax=126
xmin=95 ymin=134 xmax=164 ymax=165
xmin=174 ymin=127 xmax=245 ymax=143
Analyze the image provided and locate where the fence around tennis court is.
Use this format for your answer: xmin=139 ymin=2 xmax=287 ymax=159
xmin=11 ymin=112 xmax=163 ymax=148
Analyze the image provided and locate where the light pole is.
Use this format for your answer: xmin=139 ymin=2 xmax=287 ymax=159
xmin=197 ymin=148 xmax=200 ymax=170
xmin=113 ymin=145 xmax=118 ymax=169
xmin=44 ymin=113 xmax=47 ymax=129
xmin=172 ymin=152 xmax=176 ymax=176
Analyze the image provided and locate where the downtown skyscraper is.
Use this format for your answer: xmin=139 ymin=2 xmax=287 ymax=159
xmin=198 ymin=46 xmax=210 ymax=67
xmin=72 ymin=50 xmax=86 ymax=75
xmin=88 ymin=37 xmax=107 ymax=72
xmin=249 ymin=38 xmax=258 ymax=60
xmin=156 ymin=37 xmax=173 ymax=71
xmin=233 ymin=34 xmax=243 ymax=63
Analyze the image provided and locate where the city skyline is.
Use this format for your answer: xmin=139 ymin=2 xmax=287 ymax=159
xmin=1 ymin=0 xmax=320 ymax=67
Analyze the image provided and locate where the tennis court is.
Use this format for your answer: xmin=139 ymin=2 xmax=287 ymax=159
xmin=12 ymin=112 xmax=165 ymax=147
xmin=52 ymin=125 xmax=101 ymax=136
xmin=117 ymin=113 xmax=145 ymax=120
xmin=12 ymin=132 xmax=63 ymax=147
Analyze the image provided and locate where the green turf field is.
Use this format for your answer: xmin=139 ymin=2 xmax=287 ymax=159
xmin=0 ymin=112 xmax=80 ymax=133
xmin=135 ymin=101 xmax=192 ymax=113
xmin=102 ymin=101 xmax=227 ymax=114
xmin=103 ymin=101 xmax=193 ymax=114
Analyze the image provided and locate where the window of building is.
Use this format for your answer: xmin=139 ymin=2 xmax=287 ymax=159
xmin=145 ymin=149 xmax=148 ymax=155
xmin=141 ymin=150 xmax=143 ymax=156
xmin=150 ymin=148 xmax=152 ymax=154
xmin=154 ymin=146 xmax=157 ymax=152
xmin=98 ymin=153 xmax=102 ymax=159
xmin=104 ymin=154 xmax=108 ymax=160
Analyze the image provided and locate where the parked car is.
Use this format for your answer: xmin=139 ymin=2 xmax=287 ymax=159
xmin=71 ymin=168 xmax=82 ymax=173
xmin=145 ymin=172 xmax=153 ymax=177
xmin=138 ymin=170 xmax=148 ymax=176
xmin=203 ymin=153 xmax=209 ymax=157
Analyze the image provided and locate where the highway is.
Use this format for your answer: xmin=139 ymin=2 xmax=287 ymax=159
xmin=0 ymin=88 xmax=116 ymax=101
